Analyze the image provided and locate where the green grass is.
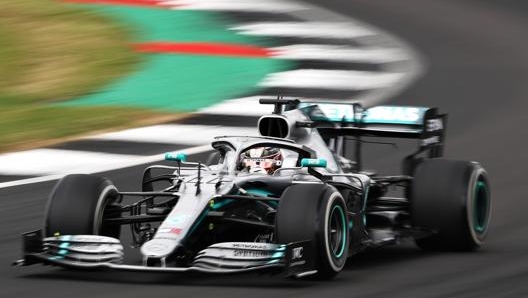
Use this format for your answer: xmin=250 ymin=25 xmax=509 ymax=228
xmin=0 ymin=0 xmax=168 ymax=152
xmin=0 ymin=106 xmax=177 ymax=152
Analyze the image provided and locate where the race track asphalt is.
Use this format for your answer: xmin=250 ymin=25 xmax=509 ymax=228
xmin=2 ymin=0 xmax=528 ymax=297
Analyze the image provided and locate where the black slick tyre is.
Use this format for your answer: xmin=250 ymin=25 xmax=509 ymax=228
xmin=410 ymin=159 xmax=491 ymax=251
xmin=44 ymin=174 xmax=121 ymax=238
xmin=276 ymin=184 xmax=349 ymax=279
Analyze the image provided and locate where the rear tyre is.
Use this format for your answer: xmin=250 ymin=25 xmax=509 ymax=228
xmin=44 ymin=174 xmax=121 ymax=238
xmin=411 ymin=159 xmax=491 ymax=251
xmin=276 ymin=184 xmax=349 ymax=279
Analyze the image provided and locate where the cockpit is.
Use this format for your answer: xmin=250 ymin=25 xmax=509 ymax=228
xmin=211 ymin=136 xmax=316 ymax=176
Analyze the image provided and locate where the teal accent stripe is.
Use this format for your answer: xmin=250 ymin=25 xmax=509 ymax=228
xmin=267 ymin=200 xmax=278 ymax=207
xmin=48 ymin=256 xmax=64 ymax=261
xmin=188 ymin=210 xmax=209 ymax=236
xmin=211 ymin=199 xmax=234 ymax=210
xmin=301 ymin=158 xmax=327 ymax=168
xmin=245 ymin=188 xmax=273 ymax=197
xmin=49 ymin=235 xmax=72 ymax=261
xmin=271 ymin=251 xmax=285 ymax=258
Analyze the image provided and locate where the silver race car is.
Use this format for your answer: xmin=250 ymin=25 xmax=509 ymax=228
xmin=14 ymin=98 xmax=491 ymax=279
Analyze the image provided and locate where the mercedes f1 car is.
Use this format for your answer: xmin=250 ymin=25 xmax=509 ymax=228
xmin=14 ymin=98 xmax=491 ymax=279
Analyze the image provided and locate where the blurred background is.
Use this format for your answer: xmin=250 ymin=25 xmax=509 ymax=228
xmin=1 ymin=0 xmax=527 ymax=297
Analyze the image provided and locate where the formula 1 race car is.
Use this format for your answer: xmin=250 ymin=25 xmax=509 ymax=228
xmin=14 ymin=98 xmax=491 ymax=279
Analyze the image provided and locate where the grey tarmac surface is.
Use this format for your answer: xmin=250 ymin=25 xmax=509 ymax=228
xmin=2 ymin=0 xmax=528 ymax=297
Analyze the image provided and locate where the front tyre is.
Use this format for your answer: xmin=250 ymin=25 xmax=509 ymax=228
xmin=44 ymin=174 xmax=121 ymax=238
xmin=276 ymin=184 xmax=349 ymax=279
xmin=411 ymin=159 xmax=491 ymax=251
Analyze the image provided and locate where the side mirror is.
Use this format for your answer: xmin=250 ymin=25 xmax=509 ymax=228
xmin=301 ymin=158 xmax=327 ymax=168
xmin=165 ymin=152 xmax=187 ymax=162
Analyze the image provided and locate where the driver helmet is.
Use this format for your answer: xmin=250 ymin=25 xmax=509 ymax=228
xmin=241 ymin=147 xmax=283 ymax=174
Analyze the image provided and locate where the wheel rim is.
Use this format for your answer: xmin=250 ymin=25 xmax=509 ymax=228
xmin=329 ymin=205 xmax=347 ymax=258
xmin=473 ymin=180 xmax=490 ymax=234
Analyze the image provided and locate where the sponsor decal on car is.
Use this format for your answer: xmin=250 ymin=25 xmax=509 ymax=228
xmin=317 ymin=104 xmax=356 ymax=122
xmin=364 ymin=106 xmax=423 ymax=124
xmin=167 ymin=214 xmax=191 ymax=225
xmin=426 ymin=118 xmax=444 ymax=132
xmin=292 ymin=247 xmax=303 ymax=260
xmin=421 ymin=136 xmax=440 ymax=146
xmin=158 ymin=227 xmax=183 ymax=235
xmin=233 ymin=250 xmax=273 ymax=258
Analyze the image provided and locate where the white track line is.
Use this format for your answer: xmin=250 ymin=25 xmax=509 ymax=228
xmin=163 ymin=0 xmax=305 ymax=12
xmin=260 ymin=69 xmax=405 ymax=90
xmin=197 ymin=96 xmax=275 ymax=116
xmin=231 ymin=22 xmax=375 ymax=39
xmin=0 ymin=123 xmax=256 ymax=184
xmin=0 ymin=144 xmax=212 ymax=189
xmin=89 ymin=124 xmax=256 ymax=144
xmin=270 ymin=44 xmax=408 ymax=63
xmin=0 ymin=149 xmax=140 ymax=176
xmin=288 ymin=2 xmax=425 ymax=106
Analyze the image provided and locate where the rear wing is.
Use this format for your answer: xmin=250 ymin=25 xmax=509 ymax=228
xmin=297 ymin=102 xmax=447 ymax=170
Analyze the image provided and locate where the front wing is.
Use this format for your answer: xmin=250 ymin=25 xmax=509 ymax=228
xmin=14 ymin=230 xmax=316 ymax=277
